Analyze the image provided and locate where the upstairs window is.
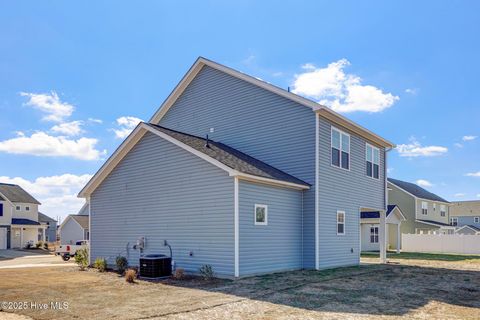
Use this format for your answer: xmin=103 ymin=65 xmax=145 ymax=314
xmin=433 ymin=203 xmax=436 ymax=211
xmin=254 ymin=204 xmax=268 ymax=226
xmin=25 ymin=206 xmax=30 ymax=211
xmin=440 ymin=205 xmax=446 ymax=217
xmin=450 ymin=217 xmax=458 ymax=226
xmin=331 ymin=127 xmax=350 ymax=170
xmin=366 ymin=144 xmax=380 ymax=179
xmin=337 ymin=211 xmax=345 ymax=235
xmin=370 ymin=226 xmax=379 ymax=243
xmin=421 ymin=202 xmax=428 ymax=215
xmin=16 ymin=206 xmax=20 ymax=211
xmin=0 ymin=203 xmax=3 ymax=216
xmin=474 ymin=217 xmax=480 ymax=223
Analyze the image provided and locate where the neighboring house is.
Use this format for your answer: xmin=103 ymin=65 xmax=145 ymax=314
xmin=79 ymin=57 xmax=394 ymax=278
xmin=360 ymin=205 xmax=406 ymax=252
xmin=38 ymin=212 xmax=57 ymax=242
xmin=388 ymin=178 xmax=454 ymax=243
xmin=59 ymin=203 xmax=90 ymax=244
xmin=0 ymin=183 xmax=46 ymax=249
xmin=450 ymin=200 xmax=480 ymax=234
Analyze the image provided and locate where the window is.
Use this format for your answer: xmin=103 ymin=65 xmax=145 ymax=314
xmin=440 ymin=205 xmax=446 ymax=217
xmin=25 ymin=206 xmax=30 ymax=211
xmin=474 ymin=217 xmax=480 ymax=223
xmin=433 ymin=203 xmax=436 ymax=211
xmin=337 ymin=211 xmax=345 ymax=235
xmin=421 ymin=202 xmax=428 ymax=215
xmin=254 ymin=204 xmax=268 ymax=225
xmin=450 ymin=217 xmax=458 ymax=226
xmin=366 ymin=144 xmax=380 ymax=179
xmin=331 ymin=127 xmax=350 ymax=170
xmin=16 ymin=206 xmax=20 ymax=211
xmin=370 ymin=226 xmax=379 ymax=243
xmin=0 ymin=203 xmax=3 ymax=216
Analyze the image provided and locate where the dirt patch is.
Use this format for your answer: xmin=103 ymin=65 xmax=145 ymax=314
xmin=1 ymin=258 xmax=479 ymax=319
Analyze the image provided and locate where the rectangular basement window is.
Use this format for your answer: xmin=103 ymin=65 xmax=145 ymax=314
xmin=254 ymin=204 xmax=268 ymax=226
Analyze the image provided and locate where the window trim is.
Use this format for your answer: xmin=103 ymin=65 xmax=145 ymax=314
xmin=365 ymin=143 xmax=380 ymax=179
xmin=331 ymin=126 xmax=351 ymax=171
xmin=370 ymin=225 xmax=379 ymax=243
xmin=421 ymin=201 xmax=428 ymax=215
xmin=25 ymin=206 xmax=30 ymax=211
xmin=337 ymin=210 xmax=346 ymax=235
xmin=254 ymin=204 xmax=268 ymax=226
xmin=16 ymin=205 xmax=20 ymax=211
xmin=440 ymin=204 xmax=446 ymax=217
xmin=474 ymin=217 xmax=480 ymax=224
xmin=450 ymin=217 xmax=458 ymax=226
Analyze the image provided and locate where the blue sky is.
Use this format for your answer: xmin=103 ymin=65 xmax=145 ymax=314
xmin=1 ymin=1 xmax=479 ymax=220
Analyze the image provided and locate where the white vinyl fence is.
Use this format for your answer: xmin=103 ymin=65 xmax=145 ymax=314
xmin=402 ymin=234 xmax=480 ymax=254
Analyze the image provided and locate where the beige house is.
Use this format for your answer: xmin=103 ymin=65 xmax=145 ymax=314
xmin=0 ymin=183 xmax=47 ymax=249
xmin=450 ymin=200 xmax=480 ymax=234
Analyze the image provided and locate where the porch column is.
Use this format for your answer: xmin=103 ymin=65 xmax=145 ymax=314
xmin=396 ymin=223 xmax=401 ymax=254
xmin=20 ymin=228 xmax=24 ymax=248
xmin=42 ymin=228 xmax=46 ymax=242
xmin=379 ymin=210 xmax=386 ymax=263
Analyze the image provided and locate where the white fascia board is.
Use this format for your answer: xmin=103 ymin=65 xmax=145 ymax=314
xmin=148 ymin=57 xmax=395 ymax=148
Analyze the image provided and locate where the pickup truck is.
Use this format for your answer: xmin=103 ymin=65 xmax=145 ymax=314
xmin=55 ymin=240 xmax=89 ymax=261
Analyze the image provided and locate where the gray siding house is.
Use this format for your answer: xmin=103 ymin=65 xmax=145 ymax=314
xmin=38 ymin=212 xmax=57 ymax=243
xmin=79 ymin=57 xmax=394 ymax=277
xmin=450 ymin=200 xmax=480 ymax=234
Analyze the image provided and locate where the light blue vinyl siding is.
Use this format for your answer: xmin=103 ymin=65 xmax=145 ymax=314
xmin=90 ymin=132 xmax=235 ymax=277
xmin=158 ymin=65 xmax=316 ymax=268
xmin=238 ymin=181 xmax=303 ymax=276
xmin=317 ymin=117 xmax=385 ymax=269
xmin=456 ymin=216 xmax=480 ymax=229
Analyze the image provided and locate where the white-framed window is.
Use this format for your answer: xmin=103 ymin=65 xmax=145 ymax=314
xmin=16 ymin=205 xmax=20 ymax=211
xmin=421 ymin=202 xmax=428 ymax=215
xmin=337 ymin=211 xmax=345 ymax=235
xmin=440 ymin=205 xmax=446 ymax=217
xmin=25 ymin=206 xmax=30 ymax=211
xmin=331 ymin=127 xmax=350 ymax=170
xmin=366 ymin=143 xmax=380 ymax=179
xmin=450 ymin=217 xmax=458 ymax=226
xmin=474 ymin=217 xmax=480 ymax=223
xmin=433 ymin=203 xmax=436 ymax=211
xmin=370 ymin=226 xmax=379 ymax=243
xmin=254 ymin=204 xmax=268 ymax=225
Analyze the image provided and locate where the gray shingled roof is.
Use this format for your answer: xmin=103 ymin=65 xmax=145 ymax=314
xmin=0 ymin=183 xmax=41 ymax=204
xmin=388 ymin=178 xmax=449 ymax=203
xmin=70 ymin=215 xmax=89 ymax=229
xmin=38 ymin=212 xmax=56 ymax=223
xmin=146 ymin=124 xmax=310 ymax=188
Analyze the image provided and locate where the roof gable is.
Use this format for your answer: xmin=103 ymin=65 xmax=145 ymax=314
xmin=388 ymin=178 xmax=449 ymax=203
xmin=0 ymin=183 xmax=40 ymax=204
xmin=148 ymin=57 xmax=394 ymax=148
xmin=79 ymin=123 xmax=310 ymax=197
xmin=38 ymin=212 xmax=56 ymax=223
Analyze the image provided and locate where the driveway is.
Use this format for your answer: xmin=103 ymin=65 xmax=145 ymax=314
xmin=0 ymin=249 xmax=75 ymax=269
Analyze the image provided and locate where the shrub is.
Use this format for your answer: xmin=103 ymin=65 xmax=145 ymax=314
xmin=75 ymin=248 xmax=89 ymax=271
xmin=36 ymin=241 xmax=42 ymax=249
xmin=125 ymin=269 xmax=136 ymax=283
xmin=43 ymin=242 xmax=49 ymax=250
xmin=174 ymin=268 xmax=185 ymax=280
xmin=115 ymin=256 xmax=128 ymax=274
xmin=199 ymin=264 xmax=214 ymax=280
xmin=93 ymin=257 xmax=107 ymax=272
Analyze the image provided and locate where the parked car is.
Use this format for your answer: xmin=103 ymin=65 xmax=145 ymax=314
xmin=55 ymin=240 xmax=88 ymax=261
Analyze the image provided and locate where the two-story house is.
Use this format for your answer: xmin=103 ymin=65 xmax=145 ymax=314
xmin=0 ymin=183 xmax=47 ymax=249
xmin=78 ymin=57 xmax=394 ymax=278
xmin=387 ymin=178 xmax=455 ymax=247
xmin=450 ymin=200 xmax=480 ymax=234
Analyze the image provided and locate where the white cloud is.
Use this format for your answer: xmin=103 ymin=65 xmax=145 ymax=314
xmin=113 ymin=116 xmax=143 ymax=139
xmin=0 ymin=131 xmax=106 ymax=160
xmin=0 ymin=174 xmax=92 ymax=221
xmin=291 ymin=59 xmax=399 ymax=113
xmin=454 ymin=193 xmax=465 ymax=198
xmin=462 ymin=135 xmax=477 ymax=141
xmin=466 ymin=171 xmax=480 ymax=177
xmin=20 ymin=91 xmax=74 ymax=122
xmin=51 ymin=120 xmax=84 ymax=136
xmin=396 ymin=137 xmax=448 ymax=157
xmin=88 ymin=118 xmax=103 ymax=124
xmin=405 ymin=88 xmax=418 ymax=95
xmin=387 ymin=168 xmax=394 ymax=174
xmin=416 ymin=179 xmax=433 ymax=187
xmin=454 ymin=143 xmax=463 ymax=148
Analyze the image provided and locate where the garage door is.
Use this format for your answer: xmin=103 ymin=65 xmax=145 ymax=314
xmin=0 ymin=228 xmax=6 ymax=250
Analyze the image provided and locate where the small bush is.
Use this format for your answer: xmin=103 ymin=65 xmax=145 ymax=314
xmin=199 ymin=264 xmax=214 ymax=280
xmin=115 ymin=256 xmax=128 ymax=274
xmin=93 ymin=257 xmax=107 ymax=272
xmin=43 ymin=242 xmax=49 ymax=250
xmin=75 ymin=248 xmax=89 ymax=271
xmin=125 ymin=269 xmax=136 ymax=283
xmin=36 ymin=241 xmax=43 ymax=249
xmin=174 ymin=268 xmax=185 ymax=280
